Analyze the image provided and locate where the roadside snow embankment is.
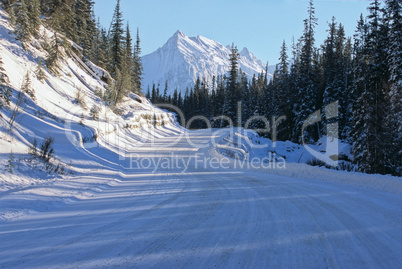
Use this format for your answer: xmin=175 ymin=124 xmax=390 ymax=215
xmin=215 ymin=129 xmax=402 ymax=195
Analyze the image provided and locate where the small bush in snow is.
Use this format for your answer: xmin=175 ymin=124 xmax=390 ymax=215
xmin=6 ymin=150 xmax=16 ymax=173
xmin=90 ymin=105 xmax=99 ymax=120
xmin=75 ymin=88 xmax=86 ymax=109
xmin=9 ymin=90 xmax=25 ymax=131
xmin=336 ymin=162 xmax=357 ymax=172
xmin=306 ymin=158 xmax=329 ymax=168
xmin=35 ymin=58 xmax=46 ymax=82
xmin=21 ymin=72 xmax=35 ymax=101
xmin=28 ymin=136 xmax=38 ymax=157
xmin=82 ymin=134 xmax=98 ymax=144
xmin=40 ymin=136 xmax=55 ymax=162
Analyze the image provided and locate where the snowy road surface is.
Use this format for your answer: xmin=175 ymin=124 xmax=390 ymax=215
xmin=1 ymin=130 xmax=401 ymax=268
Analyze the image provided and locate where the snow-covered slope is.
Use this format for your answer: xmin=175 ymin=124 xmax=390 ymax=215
xmin=0 ymin=8 xmax=181 ymax=208
xmin=142 ymin=30 xmax=274 ymax=95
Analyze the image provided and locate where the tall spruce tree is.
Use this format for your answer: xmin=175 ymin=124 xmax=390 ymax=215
xmin=42 ymin=0 xmax=75 ymax=33
xmin=224 ymin=43 xmax=240 ymax=125
xmin=46 ymin=31 xmax=63 ymax=75
xmin=109 ymin=0 xmax=124 ymax=77
xmin=274 ymin=40 xmax=293 ymax=141
xmin=292 ymin=0 xmax=319 ymax=143
xmin=351 ymin=0 xmax=391 ymax=174
xmin=132 ymin=28 xmax=143 ymax=94
xmin=27 ymin=0 xmax=41 ymax=37
xmin=97 ymin=25 xmax=109 ymax=70
xmin=0 ymin=55 xmax=11 ymax=110
xmin=385 ymin=0 xmax=402 ymax=174
xmin=322 ymin=19 xmax=350 ymax=140
xmin=14 ymin=0 xmax=30 ymax=43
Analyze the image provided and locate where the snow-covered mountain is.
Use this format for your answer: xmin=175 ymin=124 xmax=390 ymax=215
xmin=142 ymin=30 xmax=274 ymax=95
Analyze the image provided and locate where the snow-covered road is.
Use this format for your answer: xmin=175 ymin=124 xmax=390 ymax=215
xmin=1 ymin=130 xmax=401 ymax=268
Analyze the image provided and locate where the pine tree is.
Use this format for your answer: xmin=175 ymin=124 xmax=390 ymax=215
xmin=132 ymin=28 xmax=143 ymax=94
xmin=42 ymin=0 xmax=75 ymax=34
xmin=1 ymin=0 xmax=15 ymax=11
xmin=21 ymin=71 xmax=35 ymax=101
xmin=27 ymin=0 xmax=41 ymax=37
xmin=46 ymin=32 xmax=63 ymax=75
xmin=0 ymin=55 xmax=11 ymax=110
xmin=112 ymin=64 xmax=130 ymax=106
xmin=384 ymin=0 xmax=402 ymax=174
xmin=277 ymin=40 xmax=289 ymax=76
xmin=97 ymin=25 xmax=109 ymax=69
xmin=7 ymin=150 xmax=15 ymax=173
xmin=125 ymin=23 xmax=133 ymax=61
xmin=8 ymin=2 xmax=16 ymax=25
xmin=35 ymin=58 xmax=46 ymax=82
xmin=321 ymin=19 xmax=349 ymax=140
xmin=163 ymin=81 xmax=168 ymax=102
xmin=74 ymin=0 xmax=95 ymax=58
xmin=14 ymin=0 xmax=30 ymax=43
xmin=273 ymin=41 xmax=293 ymax=140
xmin=224 ymin=43 xmax=240 ymax=125
xmin=117 ymin=22 xmax=133 ymax=96
xmin=109 ymin=0 xmax=124 ymax=77
xmin=351 ymin=0 xmax=391 ymax=174
xmin=292 ymin=0 xmax=319 ymax=143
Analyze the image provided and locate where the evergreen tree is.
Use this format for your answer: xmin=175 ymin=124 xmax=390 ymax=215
xmin=385 ymin=0 xmax=402 ymax=174
xmin=41 ymin=0 xmax=75 ymax=34
xmin=1 ymin=0 xmax=15 ymax=11
xmin=35 ymin=58 xmax=46 ymax=82
xmin=224 ymin=43 xmax=240 ymax=125
xmin=277 ymin=40 xmax=289 ymax=76
xmin=14 ymin=0 xmax=30 ymax=43
xmin=74 ymin=0 xmax=96 ymax=58
xmin=7 ymin=150 xmax=15 ymax=173
xmin=119 ymin=22 xmax=133 ymax=95
xmin=97 ymin=25 xmax=109 ymax=69
xmin=8 ymin=2 xmax=16 ymax=25
xmin=163 ymin=81 xmax=168 ymax=102
xmin=27 ymin=0 xmax=41 ymax=37
xmin=351 ymin=0 xmax=391 ymax=174
xmin=124 ymin=23 xmax=133 ymax=61
xmin=46 ymin=31 xmax=63 ymax=74
xmin=322 ymin=19 xmax=350 ymax=140
xmin=109 ymin=0 xmax=124 ymax=77
xmin=273 ymin=41 xmax=293 ymax=140
xmin=21 ymin=71 xmax=35 ymax=101
xmin=292 ymin=0 xmax=319 ymax=143
xmin=132 ymin=28 xmax=143 ymax=94
xmin=0 ymin=55 xmax=11 ymax=110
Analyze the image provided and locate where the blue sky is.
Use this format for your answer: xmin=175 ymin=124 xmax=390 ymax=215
xmin=94 ymin=0 xmax=371 ymax=64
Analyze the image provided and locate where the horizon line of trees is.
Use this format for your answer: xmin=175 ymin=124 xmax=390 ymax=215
xmin=148 ymin=0 xmax=401 ymax=176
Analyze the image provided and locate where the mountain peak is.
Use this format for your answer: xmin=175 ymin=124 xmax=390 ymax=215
xmin=166 ymin=30 xmax=188 ymax=46
xmin=240 ymin=47 xmax=250 ymax=54
xmin=173 ymin=30 xmax=186 ymax=38
xmin=240 ymin=47 xmax=255 ymax=58
xmin=143 ymin=32 xmax=273 ymax=94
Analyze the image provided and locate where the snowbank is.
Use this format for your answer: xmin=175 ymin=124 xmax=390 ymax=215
xmin=214 ymin=128 xmax=402 ymax=195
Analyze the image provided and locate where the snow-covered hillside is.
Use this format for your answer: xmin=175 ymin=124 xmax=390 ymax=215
xmin=0 ymin=8 xmax=181 ymax=206
xmin=142 ymin=30 xmax=275 ymax=95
